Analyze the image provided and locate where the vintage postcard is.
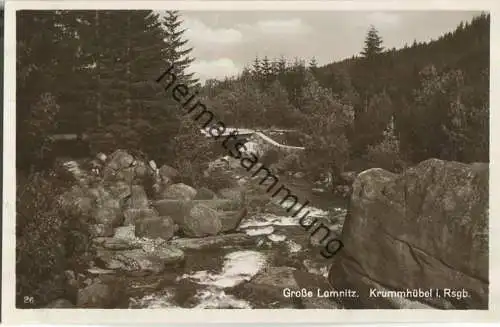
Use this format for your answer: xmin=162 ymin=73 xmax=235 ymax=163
xmin=2 ymin=0 xmax=499 ymax=324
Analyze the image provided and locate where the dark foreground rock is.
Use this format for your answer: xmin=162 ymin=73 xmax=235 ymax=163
xmin=76 ymin=278 xmax=126 ymax=308
xmin=328 ymin=158 xmax=488 ymax=309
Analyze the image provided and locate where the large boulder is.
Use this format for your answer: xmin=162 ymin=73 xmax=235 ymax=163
xmin=96 ymin=249 xmax=166 ymax=275
xmin=158 ymin=183 xmax=197 ymax=201
xmin=88 ymin=186 xmax=123 ymax=227
xmin=123 ymin=208 xmax=158 ymax=226
xmin=133 ymin=160 xmax=152 ymax=182
xmin=126 ymin=185 xmax=149 ymax=209
xmin=135 ymin=216 xmax=176 ymax=241
xmin=93 ymin=226 xmax=139 ymax=251
xmin=328 ymin=159 xmax=488 ymax=309
xmin=218 ymin=187 xmax=246 ymax=206
xmin=105 ymin=150 xmax=134 ymax=171
xmin=218 ymin=208 xmax=247 ymax=233
xmin=152 ymin=199 xmax=243 ymax=221
xmin=96 ymin=244 xmax=184 ymax=275
xmin=194 ymin=187 xmax=218 ymax=200
xmin=102 ymin=150 xmax=135 ymax=183
xmin=107 ymin=181 xmax=131 ymax=202
xmin=195 ymin=199 xmax=243 ymax=211
xmin=152 ymin=200 xmax=192 ymax=223
xmin=179 ymin=203 xmax=223 ymax=237
xmin=76 ymin=279 xmax=125 ymax=308
xmin=58 ymin=185 xmax=94 ymax=217
xmin=159 ymin=164 xmax=179 ymax=184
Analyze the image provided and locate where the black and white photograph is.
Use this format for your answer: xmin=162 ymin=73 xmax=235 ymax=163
xmin=2 ymin=0 xmax=497 ymax=324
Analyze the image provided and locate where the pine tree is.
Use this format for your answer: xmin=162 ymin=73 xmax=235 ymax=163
xmin=261 ymin=55 xmax=274 ymax=84
xmin=74 ymin=10 xmax=181 ymax=160
xmin=252 ymin=56 xmax=262 ymax=79
xmin=277 ymin=56 xmax=287 ymax=75
xmin=361 ymin=25 xmax=384 ymax=58
xmin=263 ymin=80 xmax=298 ymax=127
xmin=17 ymin=10 xmax=79 ymax=169
xmin=286 ymin=57 xmax=307 ymax=107
xmin=127 ymin=10 xmax=182 ymax=160
xmin=162 ymin=10 xmax=198 ymax=87
xmin=271 ymin=58 xmax=281 ymax=77
xmin=75 ymin=11 xmax=138 ymax=151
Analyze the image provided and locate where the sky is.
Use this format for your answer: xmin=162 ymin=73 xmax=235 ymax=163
xmin=179 ymin=11 xmax=483 ymax=83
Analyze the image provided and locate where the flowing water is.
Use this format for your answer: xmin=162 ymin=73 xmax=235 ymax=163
xmin=62 ymin=157 xmax=347 ymax=308
xmin=128 ymin=174 xmax=348 ymax=309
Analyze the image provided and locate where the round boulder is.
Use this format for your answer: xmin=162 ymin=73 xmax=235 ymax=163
xmin=217 ymin=187 xmax=246 ymax=206
xmin=159 ymin=183 xmax=197 ymax=201
xmin=180 ymin=204 xmax=223 ymax=237
xmin=194 ymin=187 xmax=217 ymax=200
xmin=159 ymin=164 xmax=179 ymax=184
xmin=135 ymin=216 xmax=176 ymax=241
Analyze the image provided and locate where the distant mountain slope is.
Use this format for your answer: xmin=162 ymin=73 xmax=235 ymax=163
xmin=318 ymin=13 xmax=489 ymax=100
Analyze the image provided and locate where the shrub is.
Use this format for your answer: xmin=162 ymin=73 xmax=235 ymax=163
xmin=16 ymin=171 xmax=93 ymax=307
xmin=274 ymin=152 xmax=304 ymax=173
xmin=364 ymin=117 xmax=404 ymax=172
xmin=259 ymin=148 xmax=281 ymax=167
xmin=170 ymin=118 xmax=222 ymax=187
xmin=17 ymin=92 xmax=60 ymax=171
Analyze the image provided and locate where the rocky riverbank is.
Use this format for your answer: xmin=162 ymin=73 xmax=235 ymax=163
xmin=45 ymin=150 xmax=488 ymax=310
xmin=47 ymin=149 xmax=347 ymax=309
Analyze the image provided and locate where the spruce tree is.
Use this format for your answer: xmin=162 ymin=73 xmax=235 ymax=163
xmin=261 ymin=55 xmax=274 ymax=85
xmin=252 ymin=56 xmax=262 ymax=79
xmin=361 ymin=25 xmax=384 ymax=58
xmin=277 ymin=56 xmax=287 ymax=75
xmin=17 ymin=10 xmax=79 ymax=169
xmin=271 ymin=58 xmax=281 ymax=77
xmin=162 ymin=10 xmax=198 ymax=87
xmin=74 ymin=10 xmax=179 ymax=159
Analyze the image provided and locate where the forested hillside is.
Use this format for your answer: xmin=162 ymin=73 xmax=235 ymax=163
xmin=202 ymin=13 xmax=489 ymax=177
xmin=17 ymin=11 xmax=489 ymax=178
